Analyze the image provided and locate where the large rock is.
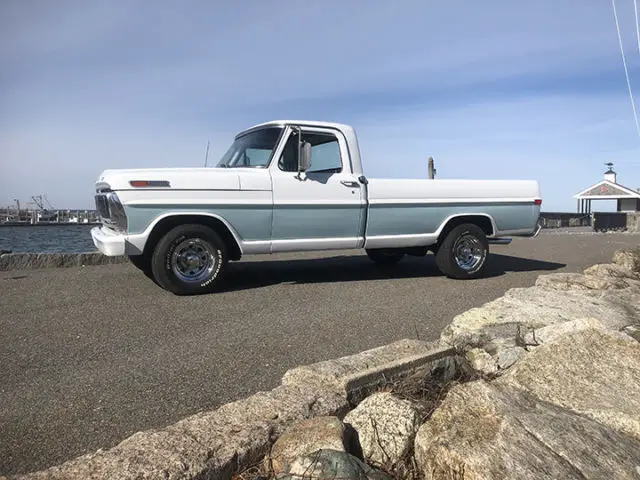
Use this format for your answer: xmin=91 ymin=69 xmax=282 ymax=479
xmin=503 ymin=327 xmax=640 ymax=441
xmin=343 ymin=393 xmax=419 ymax=468
xmin=441 ymin=248 xmax=640 ymax=351
xmin=414 ymin=380 xmax=640 ymax=479
xmin=584 ymin=263 xmax=640 ymax=281
xmin=623 ymin=324 xmax=640 ymax=342
xmin=464 ymin=348 xmax=497 ymax=375
xmin=282 ymin=339 xmax=456 ymax=404
xmin=522 ymin=317 xmax=606 ymax=346
xmin=268 ymin=416 xmax=346 ymax=473
xmin=613 ymin=246 xmax=640 ymax=273
xmin=277 ymin=449 xmax=391 ymax=480
xmin=440 ymin=284 xmax=640 ymax=349
xmin=415 ymin=327 xmax=640 ymax=479
xmin=495 ymin=345 xmax=525 ymax=370
xmin=535 ymin=272 xmax=633 ymax=291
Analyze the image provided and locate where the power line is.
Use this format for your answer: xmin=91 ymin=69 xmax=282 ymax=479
xmin=635 ymin=0 xmax=640 ymax=54
xmin=612 ymin=0 xmax=640 ymax=138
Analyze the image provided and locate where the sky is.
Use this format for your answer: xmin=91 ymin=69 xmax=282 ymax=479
xmin=2 ymin=0 xmax=640 ymax=211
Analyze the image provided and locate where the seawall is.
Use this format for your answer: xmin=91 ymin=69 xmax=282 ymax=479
xmin=0 ymin=252 xmax=128 ymax=271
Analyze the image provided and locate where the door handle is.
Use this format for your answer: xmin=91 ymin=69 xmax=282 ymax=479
xmin=340 ymin=180 xmax=360 ymax=188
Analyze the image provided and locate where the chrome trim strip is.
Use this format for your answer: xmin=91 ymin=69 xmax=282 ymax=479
xmin=488 ymin=238 xmax=512 ymax=245
xmin=126 ymin=200 xmax=273 ymax=207
xmin=368 ymin=198 xmax=538 ymax=205
xmin=270 ymin=237 xmax=363 ymax=253
xmin=365 ymin=233 xmax=438 ymax=249
xmin=240 ymin=241 xmax=272 ymax=255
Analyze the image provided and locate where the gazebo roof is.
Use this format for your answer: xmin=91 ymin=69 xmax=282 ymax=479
xmin=574 ymin=179 xmax=640 ymax=200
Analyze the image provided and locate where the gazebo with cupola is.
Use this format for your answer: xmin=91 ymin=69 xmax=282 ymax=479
xmin=573 ymin=163 xmax=640 ymax=214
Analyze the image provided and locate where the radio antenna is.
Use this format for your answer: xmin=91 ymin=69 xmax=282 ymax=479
xmin=204 ymin=141 xmax=210 ymax=167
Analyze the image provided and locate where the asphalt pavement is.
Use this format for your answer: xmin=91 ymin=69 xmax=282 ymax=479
xmin=1 ymin=229 xmax=639 ymax=475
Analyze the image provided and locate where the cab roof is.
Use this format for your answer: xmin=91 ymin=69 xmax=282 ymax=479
xmin=237 ymin=120 xmax=355 ymax=138
xmin=234 ymin=120 xmax=364 ymax=176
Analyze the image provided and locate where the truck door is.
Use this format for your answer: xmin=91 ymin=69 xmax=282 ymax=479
xmin=269 ymin=126 xmax=366 ymax=252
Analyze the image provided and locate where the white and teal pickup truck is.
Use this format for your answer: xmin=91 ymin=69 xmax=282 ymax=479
xmin=91 ymin=120 xmax=542 ymax=294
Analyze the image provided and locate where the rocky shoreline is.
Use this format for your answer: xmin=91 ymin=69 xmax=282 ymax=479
xmin=5 ymin=247 xmax=640 ymax=480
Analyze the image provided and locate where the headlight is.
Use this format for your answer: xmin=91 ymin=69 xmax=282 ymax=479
xmin=107 ymin=192 xmax=128 ymax=232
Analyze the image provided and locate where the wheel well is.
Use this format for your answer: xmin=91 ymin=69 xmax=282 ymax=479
xmin=437 ymin=215 xmax=494 ymax=244
xmin=143 ymin=215 xmax=242 ymax=261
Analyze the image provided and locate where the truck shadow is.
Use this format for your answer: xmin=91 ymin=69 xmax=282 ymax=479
xmin=219 ymin=253 xmax=566 ymax=293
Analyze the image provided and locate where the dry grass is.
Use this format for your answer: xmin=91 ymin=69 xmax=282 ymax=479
xmin=369 ymin=367 xmax=476 ymax=479
xmin=233 ymin=365 xmax=475 ymax=480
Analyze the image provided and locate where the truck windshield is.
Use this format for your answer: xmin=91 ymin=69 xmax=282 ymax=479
xmin=216 ymin=127 xmax=283 ymax=168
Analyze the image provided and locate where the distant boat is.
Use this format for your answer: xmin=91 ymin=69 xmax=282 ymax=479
xmin=37 ymin=210 xmax=58 ymax=222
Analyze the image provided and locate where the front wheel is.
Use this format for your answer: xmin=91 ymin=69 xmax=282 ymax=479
xmin=150 ymin=224 xmax=228 ymax=295
xmin=435 ymin=224 xmax=489 ymax=279
xmin=366 ymin=249 xmax=405 ymax=265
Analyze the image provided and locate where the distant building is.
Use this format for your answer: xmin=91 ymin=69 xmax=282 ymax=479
xmin=573 ymin=164 xmax=640 ymax=214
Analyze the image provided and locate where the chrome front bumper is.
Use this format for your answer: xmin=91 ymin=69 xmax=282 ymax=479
xmin=91 ymin=226 xmax=126 ymax=256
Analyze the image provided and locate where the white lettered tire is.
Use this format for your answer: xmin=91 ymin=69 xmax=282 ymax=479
xmin=151 ymin=224 xmax=228 ymax=295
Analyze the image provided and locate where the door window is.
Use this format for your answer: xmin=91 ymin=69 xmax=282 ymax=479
xmin=278 ymin=131 xmax=342 ymax=173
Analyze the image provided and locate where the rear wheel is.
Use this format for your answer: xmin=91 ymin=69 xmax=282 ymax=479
xmin=435 ymin=223 xmax=489 ymax=279
xmin=151 ymin=224 xmax=228 ymax=295
xmin=366 ymin=249 xmax=405 ymax=265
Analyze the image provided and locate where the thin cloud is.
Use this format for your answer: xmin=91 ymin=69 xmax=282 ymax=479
xmin=1 ymin=0 xmax=639 ymax=210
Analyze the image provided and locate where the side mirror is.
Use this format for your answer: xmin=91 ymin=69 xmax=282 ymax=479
xmin=298 ymin=140 xmax=312 ymax=172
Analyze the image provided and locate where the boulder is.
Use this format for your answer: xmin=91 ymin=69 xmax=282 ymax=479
xmin=613 ymin=247 xmax=640 ymax=273
xmin=276 ymin=449 xmax=391 ymax=480
xmin=440 ymin=285 xmax=640 ymax=349
xmin=535 ymin=272 xmax=632 ymax=291
xmin=495 ymin=346 xmax=525 ymax=370
xmin=464 ymin=348 xmax=498 ymax=375
xmin=503 ymin=327 xmax=640 ymax=441
xmin=415 ymin=326 xmax=640 ymax=479
xmin=584 ymin=263 xmax=640 ymax=280
xmin=282 ymin=339 xmax=456 ymax=404
xmin=343 ymin=393 xmax=419 ymax=468
xmin=414 ymin=380 xmax=640 ymax=479
xmin=522 ymin=317 xmax=606 ymax=346
xmin=268 ymin=416 xmax=346 ymax=473
xmin=622 ymin=324 xmax=640 ymax=342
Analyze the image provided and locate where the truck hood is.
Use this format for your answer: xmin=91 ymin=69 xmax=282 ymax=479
xmin=96 ymin=168 xmax=259 ymax=191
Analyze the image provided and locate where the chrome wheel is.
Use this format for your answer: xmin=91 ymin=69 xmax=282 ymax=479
xmin=453 ymin=234 xmax=484 ymax=272
xmin=171 ymin=238 xmax=216 ymax=283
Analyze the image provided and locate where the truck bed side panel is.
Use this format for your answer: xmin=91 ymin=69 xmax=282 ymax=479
xmin=366 ymin=179 xmax=540 ymax=242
